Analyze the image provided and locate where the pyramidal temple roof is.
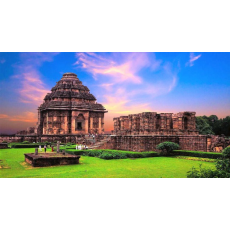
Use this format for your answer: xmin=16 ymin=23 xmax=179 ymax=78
xmin=39 ymin=73 xmax=106 ymax=112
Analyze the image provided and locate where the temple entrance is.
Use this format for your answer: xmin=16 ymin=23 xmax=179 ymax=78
xmin=184 ymin=117 xmax=188 ymax=129
xmin=77 ymin=122 xmax=82 ymax=130
xmin=75 ymin=114 xmax=85 ymax=131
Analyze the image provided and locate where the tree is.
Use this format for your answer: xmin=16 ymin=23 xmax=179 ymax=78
xmin=208 ymin=115 xmax=218 ymax=124
xmin=196 ymin=115 xmax=230 ymax=136
xmin=222 ymin=146 xmax=230 ymax=158
xmin=187 ymin=147 xmax=230 ymax=178
xmin=221 ymin=116 xmax=230 ymax=136
xmin=196 ymin=116 xmax=214 ymax=135
xmin=156 ymin=142 xmax=180 ymax=155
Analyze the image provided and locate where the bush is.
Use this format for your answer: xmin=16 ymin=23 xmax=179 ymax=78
xmin=126 ymin=152 xmax=159 ymax=158
xmin=187 ymin=165 xmax=219 ymax=178
xmin=222 ymin=146 xmax=230 ymax=158
xmin=99 ymin=153 xmax=114 ymax=160
xmin=11 ymin=144 xmax=45 ymax=148
xmin=187 ymin=147 xmax=230 ymax=178
xmin=64 ymin=150 xmax=86 ymax=155
xmin=2 ymin=141 xmax=8 ymax=143
xmin=156 ymin=142 xmax=180 ymax=155
xmin=108 ymin=152 xmax=127 ymax=159
xmin=87 ymin=150 xmax=103 ymax=157
xmin=22 ymin=141 xmax=30 ymax=144
xmin=173 ymin=150 xmax=222 ymax=159
xmin=66 ymin=149 xmax=159 ymax=159
xmin=216 ymin=158 xmax=230 ymax=172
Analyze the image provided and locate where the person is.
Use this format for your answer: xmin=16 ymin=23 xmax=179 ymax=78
xmin=44 ymin=145 xmax=47 ymax=153
xmin=39 ymin=145 xmax=42 ymax=152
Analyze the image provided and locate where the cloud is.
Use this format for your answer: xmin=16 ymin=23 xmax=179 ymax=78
xmin=74 ymin=52 xmax=179 ymax=131
xmin=74 ymin=52 xmax=153 ymax=84
xmin=18 ymin=69 xmax=50 ymax=104
xmin=186 ymin=53 xmax=202 ymax=67
xmin=0 ymin=114 xmax=9 ymax=119
xmin=11 ymin=52 xmax=59 ymax=104
xmin=0 ymin=112 xmax=37 ymax=123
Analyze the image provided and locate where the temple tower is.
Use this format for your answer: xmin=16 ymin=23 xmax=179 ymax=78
xmin=36 ymin=73 xmax=107 ymax=137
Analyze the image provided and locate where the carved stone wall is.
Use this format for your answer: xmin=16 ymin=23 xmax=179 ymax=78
xmin=113 ymin=111 xmax=198 ymax=135
xmin=36 ymin=72 xmax=107 ymax=136
xmin=102 ymin=135 xmax=207 ymax=152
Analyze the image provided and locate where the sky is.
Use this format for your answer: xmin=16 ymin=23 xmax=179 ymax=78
xmin=0 ymin=52 xmax=229 ymax=134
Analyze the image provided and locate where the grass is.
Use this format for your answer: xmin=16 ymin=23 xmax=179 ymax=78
xmin=0 ymin=148 xmax=216 ymax=178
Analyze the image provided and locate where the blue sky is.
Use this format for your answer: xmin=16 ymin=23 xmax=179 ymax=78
xmin=0 ymin=52 xmax=229 ymax=134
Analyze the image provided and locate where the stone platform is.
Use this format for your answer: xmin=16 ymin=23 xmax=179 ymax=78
xmin=24 ymin=153 xmax=80 ymax=167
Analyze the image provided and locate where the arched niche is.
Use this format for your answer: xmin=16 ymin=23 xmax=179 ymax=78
xmin=184 ymin=117 xmax=188 ymax=130
xmin=75 ymin=114 xmax=85 ymax=131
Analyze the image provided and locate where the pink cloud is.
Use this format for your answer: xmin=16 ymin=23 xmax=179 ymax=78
xmin=75 ymin=52 xmax=151 ymax=84
xmin=0 ymin=112 xmax=37 ymax=123
xmin=0 ymin=114 xmax=9 ymax=119
xmin=74 ymin=52 xmax=178 ymax=131
xmin=187 ymin=53 xmax=202 ymax=67
xmin=18 ymin=70 xmax=49 ymax=104
xmin=11 ymin=53 xmax=59 ymax=105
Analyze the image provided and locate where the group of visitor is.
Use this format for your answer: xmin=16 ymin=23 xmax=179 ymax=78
xmin=39 ymin=145 xmax=47 ymax=153
xmin=88 ymin=133 xmax=99 ymax=139
xmin=76 ymin=144 xmax=88 ymax=150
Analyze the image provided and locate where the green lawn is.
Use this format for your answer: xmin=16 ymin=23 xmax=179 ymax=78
xmin=0 ymin=148 xmax=216 ymax=178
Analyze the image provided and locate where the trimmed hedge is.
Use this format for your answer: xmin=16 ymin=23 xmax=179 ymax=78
xmin=126 ymin=152 xmax=159 ymax=158
xmin=65 ymin=150 xmax=86 ymax=155
xmin=11 ymin=142 xmax=51 ymax=148
xmin=173 ymin=150 xmax=222 ymax=159
xmin=66 ymin=149 xmax=159 ymax=159
xmin=11 ymin=144 xmax=46 ymax=148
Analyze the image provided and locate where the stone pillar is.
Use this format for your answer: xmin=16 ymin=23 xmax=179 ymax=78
xmin=84 ymin=113 xmax=89 ymax=133
xmin=35 ymin=148 xmax=38 ymax=155
xmin=206 ymin=135 xmax=212 ymax=152
xmin=98 ymin=117 xmax=101 ymax=133
xmin=90 ymin=117 xmax=93 ymax=131
xmin=46 ymin=112 xmax=49 ymax=134
xmin=63 ymin=114 xmax=68 ymax=134
xmin=160 ymin=114 xmax=167 ymax=129
xmin=57 ymin=141 xmax=60 ymax=153
xmin=101 ymin=116 xmax=104 ymax=133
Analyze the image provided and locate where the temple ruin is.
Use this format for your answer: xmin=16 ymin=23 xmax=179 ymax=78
xmin=1 ymin=72 xmax=229 ymax=152
xmin=113 ymin=111 xmax=198 ymax=135
xmin=34 ymin=72 xmax=107 ymax=142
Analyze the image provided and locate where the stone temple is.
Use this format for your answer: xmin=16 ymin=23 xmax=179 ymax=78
xmin=35 ymin=72 xmax=107 ymax=142
xmin=1 ymin=72 xmax=229 ymax=152
xmin=113 ymin=112 xmax=198 ymax=136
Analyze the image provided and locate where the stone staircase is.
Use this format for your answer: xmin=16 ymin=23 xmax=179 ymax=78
xmin=88 ymin=136 xmax=111 ymax=150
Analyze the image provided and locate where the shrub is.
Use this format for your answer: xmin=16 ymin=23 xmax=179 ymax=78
xmin=99 ymin=153 xmax=114 ymax=160
xmin=173 ymin=150 xmax=222 ymax=159
xmin=187 ymin=165 xmax=219 ymax=178
xmin=222 ymin=146 xmax=230 ymax=158
xmin=109 ymin=152 xmax=127 ymax=159
xmin=11 ymin=144 xmax=45 ymax=148
xmin=2 ymin=141 xmax=8 ymax=143
xmin=216 ymin=158 xmax=230 ymax=173
xmin=156 ymin=142 xmax=180 ymax=155
xmin=22 ymin=141 xmax=30 ymax=144
xmin=187 ymin=147 xmax=230 ymax=178
xmin=67 ymin=149 xmax=159 ymax=159
xmin=64 ymin=150 xmax=86 ymax=155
